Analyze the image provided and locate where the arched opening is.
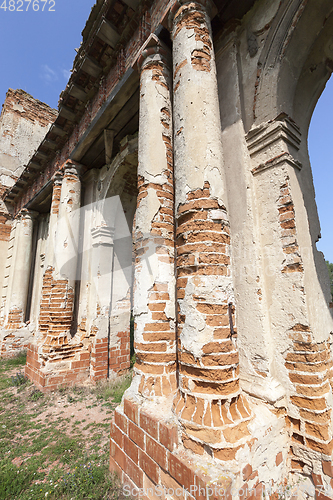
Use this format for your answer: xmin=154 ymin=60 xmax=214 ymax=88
xmin=308 ymin=76 xmax=333 ymax=299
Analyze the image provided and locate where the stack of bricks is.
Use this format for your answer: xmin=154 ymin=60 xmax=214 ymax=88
xmin=90 ymin=330 xmax=130 ymax=383
xmin=90 ymin=338 xmax=109 ymax=382
xmin=278 ymin=178 xmax=303 ymax=274
xmin=25 ymin=267 xmax=91 ymax=390
xmin=134 ymin=283 xmax=177 ymax=397
xmin=5 ymin=308 xmax=24 ymax=329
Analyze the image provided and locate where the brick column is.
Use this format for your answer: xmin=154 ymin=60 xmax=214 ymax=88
xmin=171 ymin=1 xmax=252 ymax=457
xmin=133 ymin=36 xmax=177 ymax=398
xmin=39 ymin=162 xmax=82 ymax=345
xmin=26 ymin=163 xmax=89 ymax=390
xmin=5 ymin=209 xmax=37 ymax=328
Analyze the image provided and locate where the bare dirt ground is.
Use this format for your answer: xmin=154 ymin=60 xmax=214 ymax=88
xmin=0 ymin=355 xmax=131 ymax=500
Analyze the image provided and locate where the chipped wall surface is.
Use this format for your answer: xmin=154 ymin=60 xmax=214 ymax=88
xmin=0 ymin=89 xmax=56 ymax=313
xmin=2 ymin=0 xmax=333 ymax=498
xmin=0 ymin=89 xmax=57 ymax=190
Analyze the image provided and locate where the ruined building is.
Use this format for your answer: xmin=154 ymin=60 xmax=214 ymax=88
xmin=0 ymin=0 xmax=333 ymax=496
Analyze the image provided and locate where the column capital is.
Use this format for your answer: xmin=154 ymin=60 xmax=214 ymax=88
xmin=16 ymin=208 xmax=39 ymax=221
xmin=52 ymin=171 xmax=63 ymax=186
xmin=91 ymin=226 xmax=115 ymax=247
xmin=62 ymin=160 xmax=85 ymax=178
xmin=168 ymin=0 xmax=217 ymax=32
xmin=245 ymin=113 xmax=302 ymax=174
xmin=135 ymin=34 xmax=171 ymax=72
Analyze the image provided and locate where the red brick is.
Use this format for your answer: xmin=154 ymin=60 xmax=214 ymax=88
xmin=124 ymin=398 xmax=139 ymax=424
xmin=111 ymin=422 xmax=124 ymax=448
xmin=247 ymin=482 xmax=264 ymax=500
xmin=316 ymin=491 xmax=333 ymax=500
xmin=323 ymin=461 xmax=333 ymax=478
xmin=139 ymin=450 xmax=159 ymax=484
xmin=140 ymin=410 xmax=159 ymax=439
xmin=109 ymin=454 xmax=123 ymax=477
xmin=160 ymin=422 xmax=178 ymax=451
xmin=115 ymin=410 xmax=128 ymax=433
xmin=239 ymin=483 xmax=250 ymax=500
xmin=312 ymin=473 xmax=323 ymax=486
xmin=110 ymin=441 xmax=126 ymax=471
xmin=169 ymin=454 xmax=195 ymax=491
xmin=146 ymin=435 xmax=167 ymax=470
xmin=243 ymin=464 xmax=252 ymax=481
xmin=124 ymin=435 xmax=139 ymax=464
xmin=128 ymin=420 xmax=145 ymax=450
xmin=124 ymin=455 xmax=144 ymax=489
xmin=275 ymin=452 xmax=283 ymax=467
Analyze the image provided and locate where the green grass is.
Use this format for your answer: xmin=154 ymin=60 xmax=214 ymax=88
xmin=5 ymin=350 xmax=27 ymax=367
xmin=0 ymin=352 xmax=131 ymax=499
xmin=93 ymin=373 xmax=132 ymax=405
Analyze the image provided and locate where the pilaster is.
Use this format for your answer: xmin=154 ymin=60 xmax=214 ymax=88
xmin=4 ymin=209 xmax=38 ymax=328
xmin=246 ymin=114 xmax=333 ymax=467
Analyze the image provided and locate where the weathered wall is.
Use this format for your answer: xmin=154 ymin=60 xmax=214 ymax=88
xmin=2 ymin=0 xmax=333 ymax=497
xmin=0 ymin=89 xmax=56 ymax=356
xmin=25 ymin=135 xmax=138 ymax=389
xmin=111 ymin=0 xmax=333 ymax=498
xmin=0 ymin=89 xmax=57 ymax=190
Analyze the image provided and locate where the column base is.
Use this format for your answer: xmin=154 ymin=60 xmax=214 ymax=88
xmin=0 ymin=327 xmax=33 ymax=358
xmin=110 ymin=396 xmax=325 ymax=499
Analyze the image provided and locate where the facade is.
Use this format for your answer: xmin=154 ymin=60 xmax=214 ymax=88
xmin=1 ymin=0 xmax=333 ymax=496
xmin=0 ymin=89 xmax=57 ymax=356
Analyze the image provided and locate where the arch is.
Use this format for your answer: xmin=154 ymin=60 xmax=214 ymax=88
xmin=253 ymin=0 xmax=333 ymax=129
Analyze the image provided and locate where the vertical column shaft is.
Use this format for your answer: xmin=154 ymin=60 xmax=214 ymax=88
xmin=38 ymin=163 xmax=82 ymax=343
xmin=171 ymin=1 xmax=252 ymax=455
xmin=78 ymin=169 xmax=99 ymax=334
xmin=5 ymin=209 xmax=37 ymax=327
xmin=54 ymin=163 xmax=82 ymax=287
xmin=134 ymin=40 xmax=177 ymax=398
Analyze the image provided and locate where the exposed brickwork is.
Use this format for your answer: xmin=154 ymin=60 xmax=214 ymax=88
xmin=1 ymin=89 xmax=57 ymax=127
xmin=5 ymin=308 xmax=24 ymax=330
xmin=110 ymin=398 xmax=235 ymax=499
xmin=174 ymin=181 xmax=252 ymax=454
xmin=278 ymin=178 xmax=303 ymax=273
xmin=25 ymin=342 xmax=90 ymax=392
xmin=38 ymin=267 xmax=75 ymax=343
xmin=134 ymin=46 xmax=176 ymax=398
xmin=286 ymin=324 xmax=333 ymax=456
xmin=110 ymin=398 xmax=291 ymax=500
xmin=0 ymin=214 xmax=12 ymax=242
xmin=90 ymin=329 xmax=130 ymax=383
xmin=24 ymin=170 xmax=90 ymax=390
xmin=0 ymin=331 xmax=32 ymax=358
xmin=277 ymin=178 xmax=333 ymax=472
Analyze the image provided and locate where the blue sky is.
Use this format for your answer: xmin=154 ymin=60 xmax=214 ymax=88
xmin=0 ymin=0 xmax=96 ymax=109
xmin=308 ymin=77 xmax=333 ymax=263
xmin=0 ymin=1 xmax=332 ymax=262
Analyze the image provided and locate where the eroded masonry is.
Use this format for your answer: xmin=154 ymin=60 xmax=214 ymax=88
xmin=1 ymin=0 xmax=333 ymax=497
